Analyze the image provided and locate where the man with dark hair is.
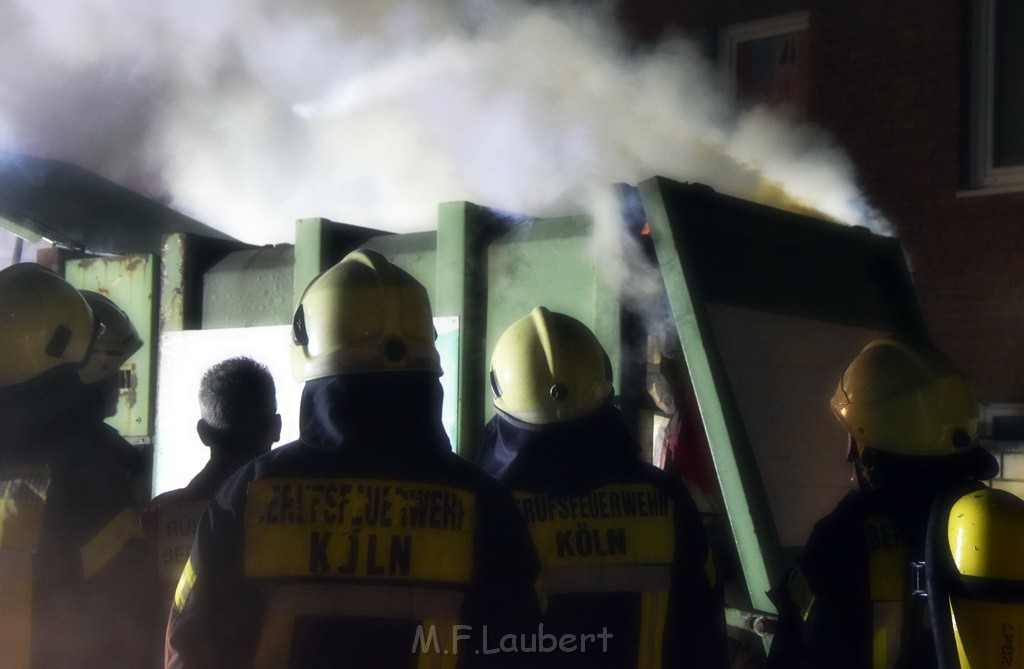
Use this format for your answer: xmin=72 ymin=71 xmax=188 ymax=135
xmin=153 ymin=356 xmax=281 ymax=506
xmin=145 ymin=357 xmax=281 ymax=631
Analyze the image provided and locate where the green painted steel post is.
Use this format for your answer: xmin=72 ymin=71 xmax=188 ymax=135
xmin=293 ymin=216 xmax=394 ymax=308
xmin=159 ymin=231 xmax=244 ymax=332
xmin=639 ymin=177 xmax=779 ymax=616
xmin=293 ymin=218 xmax=331 ymax=308
xmin=435 ymin=201 xmax=494 ymax=461
xmin=160 ymin=233 xmax=188 ymax=333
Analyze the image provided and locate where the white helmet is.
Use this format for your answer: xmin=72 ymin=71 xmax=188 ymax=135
xmin=291 ymin=249 xmax=441 ymax=381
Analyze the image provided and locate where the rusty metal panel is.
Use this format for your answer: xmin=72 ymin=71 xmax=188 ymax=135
xmin=160 ymin=233 xmax=187 ymax=333
xmin=66 ymin=254 xmax=156 ymax=439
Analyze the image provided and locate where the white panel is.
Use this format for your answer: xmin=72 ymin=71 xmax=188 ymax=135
xmin=706 ymin=303 xmax=888 ymax=547
xmin=153 ymin=319 xmax=461 ymax=498
xmin=153 ymin=326 xmax=302 ymax=497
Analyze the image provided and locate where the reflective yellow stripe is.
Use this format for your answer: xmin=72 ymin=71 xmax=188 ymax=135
xmin=865 ymin=515 xmax=907 ymax=668
xmin=0 ymin=499 xmax=46 ymax=552
xmin=0 ymin=551 xmax=33 ymax=669
xmin=0 ymin=466 xmax=50 ymax=503
xmin=512 ymin=485 xmax=674 ymax=667
xmin=638 ymin=590 xmax=669 ymax=668
xmin=243 ymin=478 xmax=476 ymax=583
xmin=0 ymin=465 xmax=50 ymax=552
xmin=174 ymin=557 xmax=197 ymax=613
xmin=868 ymin=552 xmax=905 ymax=601
xmin=253 ymin=584 xmax=464 ymax=668
xmin=872 ymin=600 xmax=903 ymax=668
xmin=512 ymin=486 xmax=675 ymax=567
xmin=0 ymin=466 xmax=51 ymax=668
xmin=80 ymin=507 xmax=143 ymax=578
xmin=873 ymin=627 xmax=888 ymax=669
xmin=786 ymin=567 xmax=816 ymax=622
xmin=865 ymin=515 xmax=907 ymax=601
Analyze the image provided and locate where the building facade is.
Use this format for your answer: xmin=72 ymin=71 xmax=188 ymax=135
xmin=619 ymin=0 xmax=1024 ymax=403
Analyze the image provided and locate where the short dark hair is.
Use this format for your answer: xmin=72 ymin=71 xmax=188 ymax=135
xmin=199 ymin=357 xmax=277 ymax=436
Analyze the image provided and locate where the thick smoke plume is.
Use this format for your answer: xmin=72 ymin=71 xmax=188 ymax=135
xmin=0 ymin=0 xmax=887 ymax=245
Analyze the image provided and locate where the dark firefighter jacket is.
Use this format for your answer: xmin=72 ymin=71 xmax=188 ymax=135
xmin=152 ymin=454 xmax=258 ymax=507
xmin=145 ymin=455 xmax=258 ymax=641
xmin=166 ymin=373 xmax=542 ymax=669
xmin=476 ymin=402 xmax=730 ymax=668
xmin=767 ymin=448 xmax=999 ymax=669
xmin=146 ymin=454 xmax=261 ymax=591
xmin=0 ymin=378 xmax=158 ymax=669
xmin=767 ymin=487 xmax=948 ymax=669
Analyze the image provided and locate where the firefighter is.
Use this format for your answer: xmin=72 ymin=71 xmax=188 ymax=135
xmin=166 ymin=249 xmax=541 ymax=668
xmin=767 ymin=337 xmax=999 ymax=668
xmin=146 ymin=356 xmax=281 ymax=613
xmin=477 ymin=306 xmax=729 ymax=668
xmin=0 ymin=263 xmax=156 ymax=668
xmin=78 ymin=290 xmax=149 ymax=503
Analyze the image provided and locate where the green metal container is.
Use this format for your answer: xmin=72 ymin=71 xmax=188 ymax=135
xmin=143 ymin=176 xmax=924 ymax=643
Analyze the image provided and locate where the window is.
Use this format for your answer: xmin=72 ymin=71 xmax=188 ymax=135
xmin=720 ymin=12 xmax=810 ymax=119
xmin=969 ymin=0 xmax=1024 ymax=189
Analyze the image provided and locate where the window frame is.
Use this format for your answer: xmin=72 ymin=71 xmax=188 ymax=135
xmin=967 ymin=0 xmax=1024 ymax=191
xmin=719 ymin=11 xmax=810 ymax=104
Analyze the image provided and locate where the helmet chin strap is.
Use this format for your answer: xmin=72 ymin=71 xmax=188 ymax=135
xmin=848 ymin=437 xmax=884 ymax=492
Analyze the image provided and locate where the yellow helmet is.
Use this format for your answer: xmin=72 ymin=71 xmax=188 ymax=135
xmin=944 ymin=488 xmax=1024 ymax=667
xmin=78 ymin=291 xmax=143 ymax=385
xmin=490 ymin=307 xmax=613 ymax=425
xmin=830 ymin=338 xmax=980 ymax=458
xmin=0 ymin=263 xmax=95 ymax=388
xmin=290 ymin=249 xmax=441 ymax=381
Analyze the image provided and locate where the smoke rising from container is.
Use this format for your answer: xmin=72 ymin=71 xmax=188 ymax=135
xmin=0 ymin=0 xmax=886 ymax=246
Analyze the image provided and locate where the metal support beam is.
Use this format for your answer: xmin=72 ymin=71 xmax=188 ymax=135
xmin=640 ymin=178 xmax=780 ymax=615
xmin=435 ymin=202 xmax=497 ymax=460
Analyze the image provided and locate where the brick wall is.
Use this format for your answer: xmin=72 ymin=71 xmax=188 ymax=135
xmin=803 ymin=0 xmax=1024 ymax=402
xmin=618 ymin=0 xmax=1024 ymax=402
xmin=991 ymin=447 xmax=1024 ymax=498
xmin=981 ymin=403 xmax=1024 ymax=490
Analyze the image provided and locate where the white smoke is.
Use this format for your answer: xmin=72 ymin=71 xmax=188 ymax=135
xmin=0 ymin=0 xmax=887 ymax=245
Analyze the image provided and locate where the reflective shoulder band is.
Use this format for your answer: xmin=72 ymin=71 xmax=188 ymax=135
xmin=0 ymin=464 xmax=51 ymax=552
xmin=81 ymin=507 xmax=143 ymax=578
xmin=174 ymin=557 xmax=197 ymax=613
